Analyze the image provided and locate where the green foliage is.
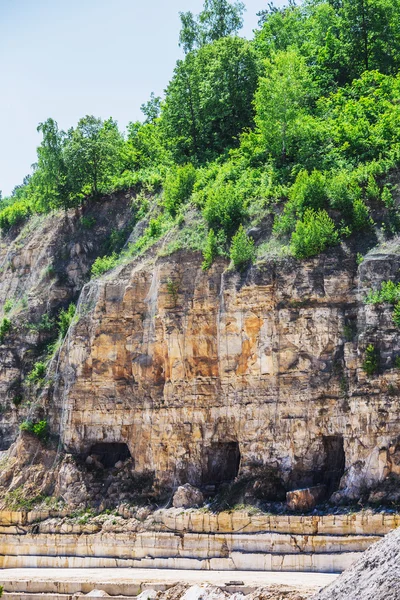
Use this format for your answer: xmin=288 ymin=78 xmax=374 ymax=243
xmin=393 ymin=302 xmax=400 ymax=327
xmin=166 ymin=278 xmax=180 ymax=304
xmin=179 ymin=0 xmax=245 ymax=53
xmin=27 ymin=361 xmax=47 ymax=384
xmin=202 ymin=229 xmax=219 ymax=270
xmin=161 ymin=36 xmax=259 ymax=163
xmin=394 ymin=356 xmax=400 ymax=369
xmin=12 ymin=394 xmax=23 ymax=407
xmin=58 ymin=304 xmax=76 ymax=338
xmin=290 ymin=209 xmax=339 ymax=259
xmin=0 ymin=318 xmax=11 ymax=343
xmin=362 ymin=344 xmax=380 ymax=376
xmin=3 ymin=299 xmax=13 ymax=314
xmin=164 ymin=164 xmax=197 ymax=216
xmin=20 ymin=420 xmax=49 ymax=442
xmin=255 ymin=49 xmax=314 ymax=163
xmin=230 ymin=225 xmax=255 ymax=271
xmin=203 ymin=183 xmax=247 ymax=239
xmin=365 ymin=280 xmax=400 ymax=305
xmin=91 ymin=253 xmax=119 ymax=277
xmin=79 ymin=216 xmax=96 ymax=229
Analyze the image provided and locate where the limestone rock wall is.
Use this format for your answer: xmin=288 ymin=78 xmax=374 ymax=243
xmin=0 ymin=194 xmax=133 ymax=449
xmin=49 ymin=240 xmax=400 ymax=501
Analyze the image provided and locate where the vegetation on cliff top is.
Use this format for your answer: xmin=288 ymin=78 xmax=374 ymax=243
xmin=2 ymin=0 xmax=400 ymax=269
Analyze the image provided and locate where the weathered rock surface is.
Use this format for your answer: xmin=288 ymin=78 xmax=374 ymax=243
xmin=311 ymin=526 xmax=400 ymax=600
xmin=286 ymin=486 xmax=327 ymax=512
xmin=41 ymin=238 xmax=400 ymax=504
xmin=2 ymin=204 xmax=400 ymax=509
xmin=0 ymin=194 xmax=133 ymax=451
xmin=173 ymin=484 xmax=204 ymax=508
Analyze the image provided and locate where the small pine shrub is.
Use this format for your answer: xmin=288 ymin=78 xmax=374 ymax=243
xmin=352 ymin=199 xmax=373 ymax=231
xmin=394 ymin=356 xmax=400 ymax=369
xmin=230 ymin=225 xmax=255 ymax=271
xmin=0 ymin=318 xmax=11 ymax=343
xmin=290 ymin=209 xmax=339 ymax=259
xmin=202 ymin=229 xmax=218 ymax=270
xmin=382 ymin=186 xmax=395 ymax=209
xmin=58 ymin=304 xmax=76 ymax=338
xmin=91 ymin=253 xmax=118 ymax=277
xmin=362 ymin=344 xmax=379 ymax=376
xmin=12 ymin=394 xmax=23 ymax=407
xmin=27 ymin=361 xmax=47 ymax=383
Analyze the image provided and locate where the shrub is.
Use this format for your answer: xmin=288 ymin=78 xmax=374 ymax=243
xmin=12 ymin=394 xmax=23 ymax=407
xmin=365 ymin=280 xmax=400 ymax=305
xmin=91 ymin=253 xmax=118 ymax=277
xmin=394 ymin=356 xmax=400 ymax=369
xmin=20 ymin=420 xmax=49 ymax=442
xmin=362 ymin=344 xmax=379 ymax=376
xmin=352 ymin=199 xmax=373 ymax=231
xmin=0 ymin=318 xmax=11 ymax=343
xmin=3 ymin=299 xmax=13 ymax=314
xmin=164 ymin=164 xmax=196 ymax=216
xmin=58 ymin=304 xmax=76 ymax=338
xmin=290 ymin=209 xmax=339 ymax=259
xmin=230 ymin=225 xmax=255 ymax=271
xmin=0 ymin=200 xmax=30 ymax=231
xmin=382 ymin=186 xmax=395 ymax=209
xmin=203 ymin=184 xmax=247 ymax=239
xmin=202 ymin=229 xmax=219 ymax=270
xmin=393 ymin=302 xmax=400 ymax=327
xmin=79 ymin=216 xmax=96 ymax=229
xmin=27 ymin=361 xmax=47 ymax=383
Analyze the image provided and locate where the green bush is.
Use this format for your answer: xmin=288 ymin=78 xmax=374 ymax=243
xmin=3 ymin=299 xmax=13 ymax=314
xmin=362 ymin=344 xmax=379 ymax=376
xmin=0 ymin=318 xmax=11 ymax=343
xmin=79 ymin=216 xmax=96 ymax=229
xmin=393 ymin=301 xmax=400 ymax=327
xmin=0 ymin=200 xmax=30 ymax=231
xmin=365 ymin=280 xmax=400 ymax=305
xmin=58 ymin=304 xmax=76 ymax=338
xmin=230 ymin=226 xmax=255 ymax=271
xmin=164 ymin=164 xmax=196 ymax=216
xmin=27 ymin=361 xmax=47 ymax=383
xmin=20 ymin=420 xmax=49 ymax=442
xmin=91 ymin=253 xmax=118 ymax=277
xmin=352 ymin=199 xmax=373 ymax=231
xmin=203 ymin=184 xmax=247 ymax=239
xmin=202 ymin=229 xmax=219 ymax=270
xmin=290 ymin=209 xmax=339 ymax=259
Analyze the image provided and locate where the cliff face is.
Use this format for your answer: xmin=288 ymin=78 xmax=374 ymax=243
xmin=44 ymin=238 xmax=400 ymax=504
xmin=1 ymin=200 xmax=400 ymax=507
xmin=0 ymin=194 xmax=133 ymax=450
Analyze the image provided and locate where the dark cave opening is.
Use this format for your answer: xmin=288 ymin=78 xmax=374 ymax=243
xmin=320 ymin=435 xmax=346 ymax=495
xmin=88 ymin=442 xmax=132 ymax=469
xmin=202 ymin=441 xmax=241 ymax=486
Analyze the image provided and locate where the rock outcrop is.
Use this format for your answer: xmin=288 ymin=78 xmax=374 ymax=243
xmin=1 ymin=203 xmax=400 ymax=509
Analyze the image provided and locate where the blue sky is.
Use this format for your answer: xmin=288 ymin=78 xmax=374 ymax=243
xmin=0 ymin=0 xmax=286 ymax=196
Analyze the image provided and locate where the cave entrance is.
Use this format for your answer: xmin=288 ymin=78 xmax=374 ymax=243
xmin=202 ymin=441 xmax=241 ymax=486
xmin=88 ymin=442 xmax=132 ymax=469
xmin=321 ymin=435 xmax=345 ymax=495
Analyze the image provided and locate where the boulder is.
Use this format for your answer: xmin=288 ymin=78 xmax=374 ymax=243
xmin=286 ymin=485 xmax=326 ymax=512
xmin=173 ymin=483 xmax=204 ymax=509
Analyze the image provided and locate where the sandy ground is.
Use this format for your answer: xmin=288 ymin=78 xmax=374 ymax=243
xmin=0 ymin=568 xmax=338 ymax=594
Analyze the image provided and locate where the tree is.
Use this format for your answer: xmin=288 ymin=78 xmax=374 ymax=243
xmin=64 ymin=116 xmax=123 ymax=198
xmin=255 ymin=50 xmax=313 ymax=163
xmin=162 ymin=37 xmax=259 ymax=162
xmin=36 ymin=118 xmax=71 ymax=211
xmin=179 ymin=0 xmax=245 ymax=53
xmin=140 ymin=92 xmax=161 ymax=124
